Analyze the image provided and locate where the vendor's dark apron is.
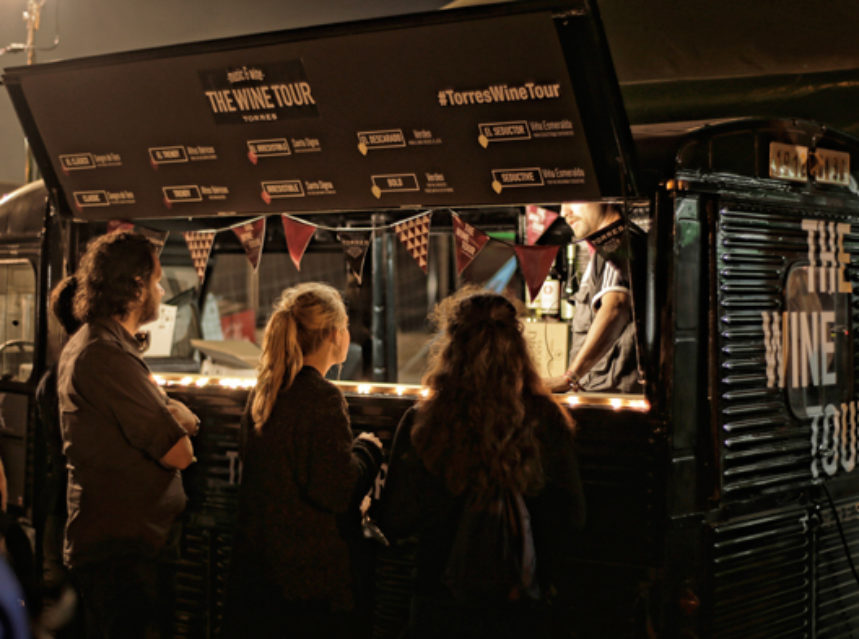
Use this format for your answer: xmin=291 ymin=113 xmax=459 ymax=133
xmin=569 ymin=255 xmax=642 ymax=394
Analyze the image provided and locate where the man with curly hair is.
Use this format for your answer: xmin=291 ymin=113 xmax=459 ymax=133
xmin=57 ymin=231 xmax=199 ymax=638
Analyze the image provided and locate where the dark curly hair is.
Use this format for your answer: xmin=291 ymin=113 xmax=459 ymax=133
xmin=411 ymin=288 xmax=571 ymax=496
xmin=73 ymin=231 xmax=157 ymax=323
xmin=50 ymin=275 xmax=82 ymax=335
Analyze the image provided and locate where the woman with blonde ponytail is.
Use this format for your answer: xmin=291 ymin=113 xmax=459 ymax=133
xmin=225 ymin=283 xmax=383 ymax=639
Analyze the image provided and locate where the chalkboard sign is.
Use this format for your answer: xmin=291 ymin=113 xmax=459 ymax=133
xmin=4 ymin=1 xmax=636 ymax=221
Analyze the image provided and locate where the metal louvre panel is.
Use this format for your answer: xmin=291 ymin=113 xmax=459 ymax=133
xmin=815 ymin=497 xmax=859 ymax=638
xmin=711 ymin=508 xmax=810 ymax=638
xmin=716 ymin=204 xmax=859 ymax=500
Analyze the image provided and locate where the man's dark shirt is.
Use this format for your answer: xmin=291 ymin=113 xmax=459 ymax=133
xmin=569 ymin=225 xmax=645 ymax=394
xmin=57 ymin=318 xmax=188 ymax=568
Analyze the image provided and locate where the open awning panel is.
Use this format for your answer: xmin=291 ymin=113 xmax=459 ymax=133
xmin=2 ymin=0 xmax=636 ymax=221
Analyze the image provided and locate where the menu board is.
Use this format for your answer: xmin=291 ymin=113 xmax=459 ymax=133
xmin=3 ymin=4 xmax=621 ymax=221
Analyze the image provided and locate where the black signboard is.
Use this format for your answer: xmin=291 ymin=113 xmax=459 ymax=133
xmin=3 ymin=1 xmax=635 ymax=221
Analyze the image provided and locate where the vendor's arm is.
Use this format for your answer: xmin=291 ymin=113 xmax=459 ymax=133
xmin=548 ymin=290 xmax=631 ymax=392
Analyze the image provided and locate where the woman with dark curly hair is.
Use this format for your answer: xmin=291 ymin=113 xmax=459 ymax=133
xmin=378 ymin=290 xmax=585 ymax=639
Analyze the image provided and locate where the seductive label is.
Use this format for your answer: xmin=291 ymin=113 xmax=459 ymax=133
xmin=490 ymin=168 xmax=543 ymax=193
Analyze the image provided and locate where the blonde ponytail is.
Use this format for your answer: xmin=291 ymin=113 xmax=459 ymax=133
xmin=252 ymin=282 xmax=346 ymax=431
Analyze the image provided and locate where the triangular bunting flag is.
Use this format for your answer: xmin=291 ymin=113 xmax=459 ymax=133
xmin=183 ymin=230 xmax=216 ymax=284
xmin=452 ymin=213 xmax=489 ymax=275
xmin=135 ymin=225 xmax=170 ymax=256
xmin=106 ymin=221 xmax=169 ymax=255
xmin=338 ymin=230 xmax=372 ymax=285
xmin=281 ymin=216 xmax=317 ymax=271
xmin=513 ymin=244 xmax=560 ymax=301
xmin=232 ymin=218 xmax=266 ymax=271
xmin=393 ymin=212 xmax=431 ymax=274
xmin=106 ymin=219 xmax=135 ymax=234
xmin=525 ymin=205 xmax=559 ymax=245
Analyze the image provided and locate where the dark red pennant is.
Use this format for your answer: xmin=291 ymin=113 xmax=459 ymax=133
xmin=232 ymin=218 xmax=266 ymax=271
xmin=281 ymin=216 xmax=317 ymax=271
xmin=513 ymin=244 xmax=560 ymax=301
xmin=452 ymin=213 xmax=489 ymax=275
xmin=524 ymin=205 xmax=559 ymax=245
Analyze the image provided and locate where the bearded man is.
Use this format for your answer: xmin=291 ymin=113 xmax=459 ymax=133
xmin=58 ymin=231 xmax=199 ymax=638
xmin=549 ymin=203 xmax=644 ymax=394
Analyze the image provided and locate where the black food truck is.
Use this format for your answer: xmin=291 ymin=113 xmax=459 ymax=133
xmin=1 ymin=1 xmax=859 ymax=637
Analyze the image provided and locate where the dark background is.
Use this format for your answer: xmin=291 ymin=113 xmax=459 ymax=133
xmin=2 ymin=0 xmax=858 ymax=192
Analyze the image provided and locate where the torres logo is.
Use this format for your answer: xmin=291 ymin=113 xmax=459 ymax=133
xmin=200 ymin=60 xmax=318 ymax=125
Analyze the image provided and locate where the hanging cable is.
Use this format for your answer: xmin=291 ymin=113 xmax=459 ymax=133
xmin=820 ymin=482 xmax=859 ymax=588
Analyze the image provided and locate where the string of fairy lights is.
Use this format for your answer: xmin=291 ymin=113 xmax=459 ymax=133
xmin=152 ymin=373 xmax=650 ymax=411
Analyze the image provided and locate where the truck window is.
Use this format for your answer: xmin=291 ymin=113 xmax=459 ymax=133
xmin=147 ymin=205 xmax=648 ymax=395
xmin=0 ymin=260 xmax=36 ymax=383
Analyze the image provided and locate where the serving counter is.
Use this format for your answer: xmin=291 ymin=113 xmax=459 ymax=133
xmin=154 ymin=373 xmax=653 ymax=637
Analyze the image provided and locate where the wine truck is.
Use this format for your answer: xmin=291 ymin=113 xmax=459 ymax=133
xmin=1 ymin=1 xmax=858 ymax=636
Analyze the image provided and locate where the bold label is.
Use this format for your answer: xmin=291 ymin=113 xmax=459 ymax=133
xmin=370 ymin=173 xmax=419 ymax=198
